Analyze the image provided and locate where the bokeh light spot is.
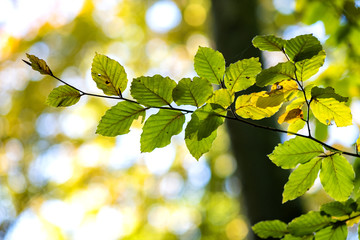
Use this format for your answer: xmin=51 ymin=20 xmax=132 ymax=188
xmin=184 ymin=4 xmax=207 ymax=27
xmin=146 ymin=0 xmax=182 ymax=33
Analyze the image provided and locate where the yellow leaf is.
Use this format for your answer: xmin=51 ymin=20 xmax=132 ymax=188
xmin=278 ymin=108 xmax=303 ymax=124
xmin=257 ymin=80 xmax=299 ymax=108
xmin=24 ymin=54 xmax=53 ymax=75
xmin=235 ymin=91 xmax=281 ymax=120
xmin=310 ymin=98 xmax=352 ymax=127
xmin=288 ymin=118 xmax=306 ymax=134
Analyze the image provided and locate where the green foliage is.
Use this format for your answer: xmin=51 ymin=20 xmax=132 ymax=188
xmin=224 ymin=57 xmax=261 ymax=92
xmin=252 ymin=220 xmax=288 ymax=238
xmin=320 ymin=154 xmax=354 ymax=201
xmin=91 ymin=53 xmax=128 ymax=96
xmin=140 ymin=109 xmax=185 ymax=152
xmin=252 ymin=35 xmax=286 ymax=52
xmin=46 ymin=85 xmax=81 ymax=107
xmin=194 ymin=46 xmax=225 ymax=85
xmin=172 ymin=77 xmax=212 ymax=107
xmin=268 ymin=136 xmax=324 ymax=169
xmin=130 ymin=75 xmax=177 ymax=107
xmin=26 ymin=33 xmax=360 ymax=239
xmin=96 ymin=101 xmax=146 ymax=136
xmin=282 ymin=157 xmax=322 ymax=203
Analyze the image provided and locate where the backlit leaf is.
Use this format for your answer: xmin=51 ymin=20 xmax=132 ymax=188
xmin=315 ymin=225 xmax=347 ymax=240
xmin=224 ymin=57 xmax=261 ymax=92
xmin=296 ymin=50 xmax=326 ymax=81
xmin=311 ymin=86 xmax=348 ymax=102
xmin=310 ymin=98 xmax=352 ymax=127
xmin=268 ymin=136 xmax=324 ymax=169
xmin=235 ymin=91 xmax=282 ymax=120
xmin=256 ymin=80 xmax=299 ymax=108
xmin=91 ymin=53 xmax=128 ymax=96
xmin=130 ymin=74 xmax=177 ymax=107
xmin=256 ymin=61 xmax=295 ymax=87
xmin=185 ymin=104 xmax=225 ymax=159
xmin=194 ymin=46 xmax=225 ymax=85
xmin=172 ymin=77 xmax=212 ymax=107
xmin=96 ymin=101 xmax=146 ymax=136
xmin=320 ymin=154 xmax=354 ymax=201
xmin=140 ymin=109 xmax=185 ymax=152
xmin=252 ymin=35 xmax=287 ymax=51
xmin=288 ymin=211 xmax=331 ymax=236
xmin=24 ymin=54 xmax=53 ymax=75
xmin=288 ymin=118 xmax=306 ymax=134
xmin=283 ymin=157 xmax=322 ymax=203
xmin=252 ymin=220 xmax=288 ymax=239
xmin=320 ymin=200 xmax=355 ymax=217
xmin=278 ymin=108 xmax=303 ymax=124
xmin=207 ymin=89 xmax=234 ymax=109
xmin=46 ymin=85 xmax=81 ymax=107
xmin=285 ymin=34 xmax=322 ymax=62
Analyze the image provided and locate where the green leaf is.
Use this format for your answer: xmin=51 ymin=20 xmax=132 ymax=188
xmin=288 ymin=211 xmax=331 ymax=236
xmin=46 ymin=85 xmax=81 ymax=107
xmin=256 ymin=62 xmax=295 ymax=87
xmin=252 ymin=35 xmax=287 ymax=51
xmin=207 ymin=89 xmax=234 ymax=109
xmin=91 ymin=53 xmax=128 ymax=96
xmin=295 ymin=50 xmax=326 ymax=82
xmin=283 ymin=235 xmax=313 ymax=240
xmin=224 ymin=57 xmax=261 ymax=92
xmin=283 ymin=157 xmax=322 ymax=203
xmin=96 ymin=101 xmax=145 ymax=137
xmin=140 ymin=109 xmax=185 ymax=152
xmin=320 ymin=200 xmax=355 ymax=217
xmin=285 ymin=34 xmax=322 ymax=62
xmin=320 ymin=154 xmax=354 ymax=201
xmin=194 ymin=46 xmax=225 ymax=85
xmin=252 ymin=220 xmax=288 ymax=239
xmin=24 ymin=53 xmax=53 ymax=75
xmin=130 ymin=74 xmax=177 ymax=107
xmin=311 ymin=87 xmax=349 ymax=102
xmin=268 ymin=136 xmax=324 ymax=169
xmin=310 ymin=98 xmax=352 ymax=127
xmin=185 ymin=104 xmax=225 ymax=159
xmin=314 ymin=225 xmax=347 ymax=240
xmin=172 ymin=77 xmax=213 ymax=107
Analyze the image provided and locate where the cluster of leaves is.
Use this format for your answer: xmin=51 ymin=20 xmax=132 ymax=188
xmin=24 ymin=34 xmax=360 ymax=239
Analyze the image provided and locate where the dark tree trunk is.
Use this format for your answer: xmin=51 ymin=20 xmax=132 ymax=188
xmin=210 ymin=0 xmax=304 ymax=239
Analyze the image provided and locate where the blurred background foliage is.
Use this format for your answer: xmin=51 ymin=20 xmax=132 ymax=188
xmin=1 ymin=0 xmax=360 ymax=239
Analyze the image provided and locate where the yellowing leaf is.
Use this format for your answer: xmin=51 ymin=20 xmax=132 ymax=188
xmin=24 ymin=54 xmax=53 ymax=75
xmin=257 ymin=80 xmax=299 ymax=108
xmin=278 ymin=108 xmax=303 ymax=124
xmin=235 ymin=92 xmax=281 ymax=120
xmin=288 ymin=118 xmax=306 ymax=134
xmin=310 ymin=98 xmax=352 ymax=127
xmin=46 ymin=85 xmax=81 ymax=107
xmin=207 ymin=89 xmax=234 ymax=109
xmin=91 ymin=53 xmax=128 ymax=96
